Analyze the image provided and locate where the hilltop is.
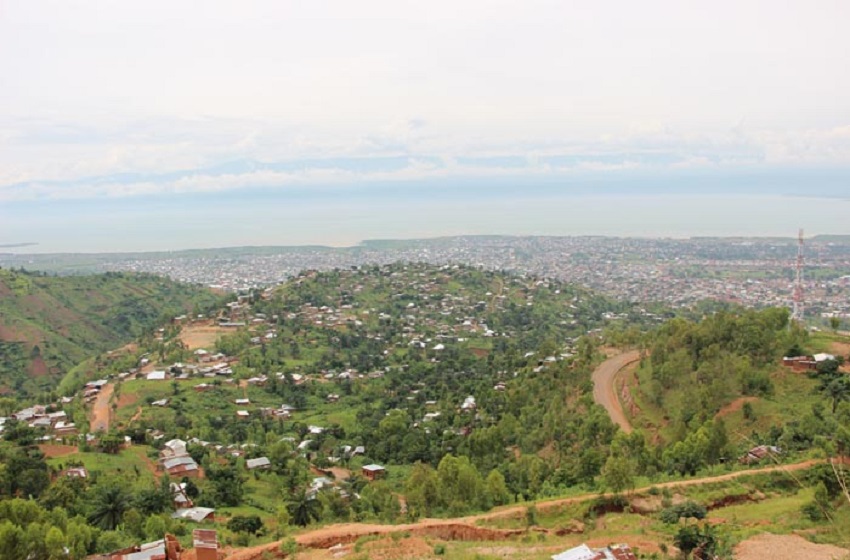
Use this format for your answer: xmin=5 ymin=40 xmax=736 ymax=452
xmin=0 ymin=268 xmax=220 ymax=397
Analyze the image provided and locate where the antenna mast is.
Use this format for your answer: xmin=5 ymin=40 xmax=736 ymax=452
xmin=791 ymin=229 xmax=805 ymax=323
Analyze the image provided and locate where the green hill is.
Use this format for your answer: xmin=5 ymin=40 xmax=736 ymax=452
xmin=0 ymin=268 xmax=219 ymax=398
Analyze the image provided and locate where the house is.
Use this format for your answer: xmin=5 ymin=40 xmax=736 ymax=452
xmin=326 ymin=394 xmax=340 ymax=403
xmin=782 ymin=356 xmax=817 ymax=372
xmin=111 ymin=535 xmax=181 ymax=560
xmin=162 ymin=439 xmax=188 ymax=458
xmin=193 ymin=529 xmax=218 ymax=560
xmin=171 ymin=482 xmax=193 ymax=509
xmin=551 ymin=543 xmax=636 ymax=560
xmin=53 ymin=421 xmax=78 ymax=436
xmin=63 ymin=467 xmax=88 ymax=479
xmin=162 ymin=456 xmax=200 ymax=478
xmin=246 ymin=457 xmax=271 ymax=470
xmin=171 ymin=507 xmax=215 ymax=523
xmin=236 ymin=410 xmax=250 ymax=418
xmin=147 ymin=371 xmax=167 ymax=381
xmin=362 ymin=464 xmax=386 ymax=481
xmin=461 ymin=396 xmax=476 ymax=411
xmin=740 ymin=445 xmax=781 ymax=465
xmin=234 ymin=398 xmax=250 ymax=406
xmin=151 ymin=399 xmax=169 ymax=407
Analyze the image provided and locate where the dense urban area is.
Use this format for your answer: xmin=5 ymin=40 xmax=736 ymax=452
xmin=4 ymin=236 xmax=850 ymax=326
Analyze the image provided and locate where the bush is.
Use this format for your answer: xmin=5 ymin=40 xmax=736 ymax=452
xmin=659 ymin=501 xmax=707 ymax=524
xmin=227 ymin=515 xmax=263 ymax=535
xmin=433 ymin=544 xmax=446 ymax=555
xmin=280 ymin=538 xmax=298 ymax=555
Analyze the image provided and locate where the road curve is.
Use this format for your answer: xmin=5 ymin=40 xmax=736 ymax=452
xmin=592 ymin=350 xmax=640 ymax=433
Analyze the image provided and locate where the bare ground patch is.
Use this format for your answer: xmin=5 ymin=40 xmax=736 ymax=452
xmin=180 ymin=322 xmax=230 ymax=350
xmin=38 ymin=444 xmax=78 ymax=459
xmin=735 ymin=533 xmax=849 ymax=560
xmin=716 ymin=396 xmax=759 ymax=418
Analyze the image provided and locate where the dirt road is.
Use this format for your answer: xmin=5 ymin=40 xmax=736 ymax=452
xmin=223 ymin=459 xmax=826 ymax=559
xmin=89 ymin=382 xmax=113 ymax=433
xmin=591 ymin=350 xmax=640 ymax=433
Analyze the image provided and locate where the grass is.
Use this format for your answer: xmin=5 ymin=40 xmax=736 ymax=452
xmin=46 ymin=445 xmax=157 ymax=480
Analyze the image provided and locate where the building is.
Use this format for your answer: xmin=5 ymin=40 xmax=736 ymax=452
xmin=739 ymin=445 xmax=781 ymax=465
xmin=192 ymin=529 xmax=218 ymax=560
xmin=162 ymin=456 xmax=200 ymax=478
xmin=162 ymin=439 xmax=188 ymax=458
xmin=110 ymin=535 xmax=182 ymax=560
xmin=172 ymin=507 xmax=215 ymax=523
xmin=246 ymin=457 xmax=271 ymax=470
xmin=63 ymin=467 xmax=89 ymax=479
xmin=362 ymin=464 xmax=386 ymax=480
xmin=551 ymin=543 xmax=636 ymax=560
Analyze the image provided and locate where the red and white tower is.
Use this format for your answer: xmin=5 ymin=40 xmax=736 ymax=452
xmin=791 ymin=229 xmax=805 ymax=323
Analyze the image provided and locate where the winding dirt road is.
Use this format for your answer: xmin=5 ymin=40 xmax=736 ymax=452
xmin=591 ymin=350 xmax=640 ymax=433
xmin=223 ymin=459 xmax=827 ymax=559
xmin=89 ymin=382 xmax=114 ymax=433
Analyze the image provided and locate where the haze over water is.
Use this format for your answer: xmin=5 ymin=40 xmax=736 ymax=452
xmin=4 ymin=187 xmax=848 ymax=253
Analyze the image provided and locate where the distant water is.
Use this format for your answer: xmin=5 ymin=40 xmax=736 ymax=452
xmin=3 ymin=189 xmax=849 ymax=253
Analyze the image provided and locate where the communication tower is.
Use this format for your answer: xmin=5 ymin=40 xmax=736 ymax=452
xmin=791 ymin=229 xmax=805 ymax=323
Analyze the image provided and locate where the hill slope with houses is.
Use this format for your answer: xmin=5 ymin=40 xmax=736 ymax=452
xmin=0 ymin=268 xmax=220 ymax=398
xmin=0 ymin=263 xmax=848 ymax=559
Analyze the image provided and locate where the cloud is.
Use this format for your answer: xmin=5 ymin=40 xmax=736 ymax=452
xmin=2 ymin=115 xmax=850 ymax=201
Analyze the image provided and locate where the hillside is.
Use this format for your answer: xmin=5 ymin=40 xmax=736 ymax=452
xmin=2 ymin=264 xmax=848 ymax=558
xmin=0 ymin=268 xmax=220 ymax=397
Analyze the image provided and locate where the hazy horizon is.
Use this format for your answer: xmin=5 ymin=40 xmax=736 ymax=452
xmin=2 ymin=1 xmax=849 ymax=251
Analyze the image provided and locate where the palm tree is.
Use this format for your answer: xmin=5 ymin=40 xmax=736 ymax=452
xmin=287 ymin=488 xmax=322 ymax=527
xmin=87 ymin=484 xmax=131 ymax=530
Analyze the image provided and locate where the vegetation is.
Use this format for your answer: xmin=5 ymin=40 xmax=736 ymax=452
xmin=1 ymin=263 xmax=849 ymax=556
xmin=0 ymin=268 xmax=221 ymax=398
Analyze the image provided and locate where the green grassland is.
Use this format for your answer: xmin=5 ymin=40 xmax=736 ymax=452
xmin=0 ymin=268 xmax=221 ymax=397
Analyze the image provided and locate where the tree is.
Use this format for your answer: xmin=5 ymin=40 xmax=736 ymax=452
xmin=287 ymin=490 xmax=322 ymax=527
xmin=674 ymin=523 xmax=719 ymax=559
xmin=830 ymin=317 xmax=841 ymax=332
xmin=602 ymin=454 xmax=635 ymax=495
xmin=404 ymin=463 xmax=441 ymax=517
xmin=0 ymin=521 xmax=24 ymax=560
xmin=87 ymin=484 xmax=131 ymax=530
xmin=825 ymin=377 xmax=850 ymax=413
xmin=143 ymin=515 xmax=167 ymax=540
xmin=98 ymin=433 xmax=123 ymax=455
xmin=227 ymin=515 xmax=263 ymax=535
xmin=485 ymin=469 xmax=510 ymax=507
xmin=45 ymin=526 xmax=66 ymax=560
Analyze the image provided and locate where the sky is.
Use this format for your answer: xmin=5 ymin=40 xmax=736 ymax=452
xmin=1 ymin=0 xmax=849 ymax=251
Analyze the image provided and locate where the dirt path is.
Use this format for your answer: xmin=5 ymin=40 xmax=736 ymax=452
xmin=89 ymin=383 xmax=114 ymax=433
xmin=223 ymin=459 xmax=826 ymax=559
xmin=591 ymin=350 xmax=640 ymax=433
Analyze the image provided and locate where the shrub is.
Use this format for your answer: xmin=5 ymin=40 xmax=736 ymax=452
xmin=659 ymin=501 xmax=707 ymax=524
xmin=280 ymin=538 xmax=298 ymax=555
xmin=433 ymin=544 xmax=446 ymax=555
xmin=226 ymin=514 xmax=263 ymax=535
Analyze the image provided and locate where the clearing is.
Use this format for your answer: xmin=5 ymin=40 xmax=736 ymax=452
xmin=180 ymin=321 xmax=230 ymax=350
xmin=38 ymin=444 xmax=78 ymax=459
xmin=716 ymin=396 xmax=759 ymax=419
